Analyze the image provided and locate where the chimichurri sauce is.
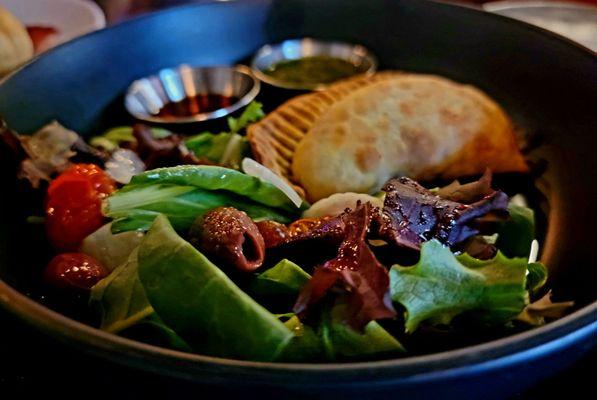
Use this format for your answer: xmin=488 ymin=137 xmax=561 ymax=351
xmin=265 ymin=56 xmax=364 ymax=85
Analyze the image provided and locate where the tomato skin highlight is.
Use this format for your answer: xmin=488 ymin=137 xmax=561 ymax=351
xmin=44 ymin=253 xmax=109 ymax=291
xmin=45 ymin=164 xmax=115 ymax=250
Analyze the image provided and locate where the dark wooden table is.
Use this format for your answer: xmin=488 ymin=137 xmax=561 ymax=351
xmin=0 ymin=1 xmax=594 ymax=398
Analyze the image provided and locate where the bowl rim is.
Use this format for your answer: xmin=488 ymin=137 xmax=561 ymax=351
xmin=0 ymin=274 xmax=595 ymax=379
xmin=124 ymin=64 xmax=261 ymax=124
xmin=250 ymin=37 xmax=378 ymax=91
xmin=0 ymin=0 xmax=596 ymax=382
xmin=483 ymin=0 xmax=597 ymax=13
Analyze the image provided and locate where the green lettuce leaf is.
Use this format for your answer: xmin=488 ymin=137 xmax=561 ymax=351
xmin=104 ymin=165 xmax=301 ymax=232
xmin=527 ymin=262 xmax=548 ymax=291
xmin=89 ymin=249 xmax=153 ymax=333
xmin=278 ymin=303 xmax=404 ymax=362
xmin=185 ymin=132 xmax=250 ymax=169
xmin=279 ymin=316 xmax=325 ymax=362
xmin=227 ymin=101 xmax=265 ymax=134
xmin=124 ymin=165 xmax=300 ymax=212
xmin=183 ymin=102 xmax=262 ymax=169
xmin=320 ymin=302 xmax=405 ymax=361
xmin=119 ymin=314 xmax=192 ymax=352
xmin=106 ymin=184 xmax=293 ymax=233
xmin=390 ymin=240 xmax=528 ymax=332
xmin=80 ymin=223 xmax=145 ymax=271
xmin=90 ymin=245 xmax=193 ymax=352
xmin=89 ymin=126 xmax=171 ymax=151
xmin=250 ymin=259 xmax=311 ymax=297
xmin=496 ymin=203 xmax=535 ymax=258
xmin=250 ymin=260 xmax=404 ymax=361
xmin=137 ymin=215 xmax=294 ymax=361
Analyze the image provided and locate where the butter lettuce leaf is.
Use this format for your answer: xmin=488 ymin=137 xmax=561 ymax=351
xmin=137 ymin=215 xmax=293 ymax=361
xmin=104 ymin=165 xmax=302 ymax=232
xmin=390 ymin=240 xmax=528 ymax=332
xmin=80 ymin=223 xmax=145 ymax=271
xmin=89 ymin=248 xmax=153 ymax=333
xmin=106 ymin=184 xmax=292 ymax=233
xmin=122 ymin=165 xmax=300 ymax=212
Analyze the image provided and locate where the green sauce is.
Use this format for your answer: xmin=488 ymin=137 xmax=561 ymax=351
xmin=265 ymin=56 xmax=364 ymax=86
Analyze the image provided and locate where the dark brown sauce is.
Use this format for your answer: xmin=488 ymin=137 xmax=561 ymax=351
xmin=156 ymin=94 xmax=238 ymax=118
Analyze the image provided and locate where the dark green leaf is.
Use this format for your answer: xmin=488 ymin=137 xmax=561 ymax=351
xmin=278 ymin=316 xmax=325 ymax=362
xmin=137 ymin=215 xmax=293 ymax=361
xmin=250 ymin=259 xmax=310 ymax=296
xmin=526 ymin=262 xmax=548 ymax=291
xmin=320 ymin=302 xmax=405 ymax=360
xmin=496 ymin=204 xmax=535 ymax=257
xmin=278 ymin=304 xmax=404 ymax=362
xmin=120 ymin=314 xmax=192 ymax=352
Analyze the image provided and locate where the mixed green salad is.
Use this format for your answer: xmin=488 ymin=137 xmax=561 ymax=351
xmin=0 ymin=104 xmax=572 ymax=362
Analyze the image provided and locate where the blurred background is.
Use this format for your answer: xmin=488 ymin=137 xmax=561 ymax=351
xmin=95 ymin=0 xmax=597 ymax=22
xmin=0 ymin=0 xmax=595 ymax=78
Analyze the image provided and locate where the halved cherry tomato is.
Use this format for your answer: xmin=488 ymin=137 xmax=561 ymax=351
xmin=45 ymin=164 xmax=115 ymax=250
xmin=44 ymin=253 xmax=108 ymax=291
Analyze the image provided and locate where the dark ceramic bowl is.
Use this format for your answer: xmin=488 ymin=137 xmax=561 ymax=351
xmin=0 ymin=0 xmax=595 ymax=398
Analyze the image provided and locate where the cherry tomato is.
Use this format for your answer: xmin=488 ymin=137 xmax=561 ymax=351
xmin=45 ymin=164 xmax=115 ymax=250
xmin=44 ymin=253 xmax=108 ymax=291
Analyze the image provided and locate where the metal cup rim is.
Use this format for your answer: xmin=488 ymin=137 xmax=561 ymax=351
xmin=124 ymin=64 xmax=261 ymax=124
xmin=250 ymin=38 xmax=378 ymax=91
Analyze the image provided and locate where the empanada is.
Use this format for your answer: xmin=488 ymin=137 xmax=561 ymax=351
xmin=250 ymin=73 xmax=527 ymax=201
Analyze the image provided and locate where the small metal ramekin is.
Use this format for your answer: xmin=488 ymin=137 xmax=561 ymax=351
xmin=124 ymin=64 xmax=260 ymax=124
xmin=250 ymin=38 xmax=378 ymax=91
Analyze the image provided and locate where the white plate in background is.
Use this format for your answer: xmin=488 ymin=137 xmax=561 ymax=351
xmin=0 ymin=0 xmax=106 ymax=48
xmin=484 ymin=1 xmax=597 ymax=51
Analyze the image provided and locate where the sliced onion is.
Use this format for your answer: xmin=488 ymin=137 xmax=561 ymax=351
xmin=219 ymin=133 xmax=242 ymax=166
xmin=105 ymin=148 xmax=145 ymax=184
xmin=510 ymin=194 xmax=528 ymax=208
xmin=528 ymin=239 xmax=539 ymax=264
xmin=241 ymin=157 xmax=303 ymax=208
xmin=303 ymin=192 xmax=384 ymax=218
